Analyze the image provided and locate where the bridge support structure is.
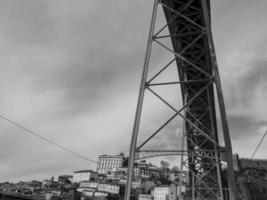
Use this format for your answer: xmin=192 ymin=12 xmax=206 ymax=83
xmin=124 ymin=1 xmax=236 ymax=200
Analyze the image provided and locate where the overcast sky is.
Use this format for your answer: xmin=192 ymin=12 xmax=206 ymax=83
xmin=0 ymin=0 xmax=266 ymax=182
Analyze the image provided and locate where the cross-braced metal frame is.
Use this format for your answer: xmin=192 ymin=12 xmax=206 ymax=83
xmin=124 ymin=1 xmax=236 ymax=200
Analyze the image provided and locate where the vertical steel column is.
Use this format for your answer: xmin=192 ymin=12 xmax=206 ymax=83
xmin=207 ymin=89 xmax=224 ymax=200
xmin=179 ymin=94 xmax=187 ymax=200
xmin=178 ymin=130 xmax=185 ymax=200
xmin=201 ymin=1 xmax=237 ymax=200
xmin=124 ymin=1 xmax=159 ymax=200
xmin=192 ymin=173 xmax=195 ymax=200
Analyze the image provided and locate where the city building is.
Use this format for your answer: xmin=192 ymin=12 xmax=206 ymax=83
xmin=98 ymin=183 xmax=120 ymax=194
xmin=139 ymin=167 xmax=159 ymax=179
xmin=169 ymin=171 xmax=180 ymax=182
xmin=138 ymin=194 xmax=153 ymax=200
xmin=134 ymin=161 xmax=160 ymax=179
xmin=153 ymin=184 xmax=179 ymax=200
xmin=159 ymin=168 xmax=170 ymax=180
xmin=141 ymin=180 xmax=156 ymax=194
xmin=78 ymin=181 xmax=120 ymax=197
xmin=153 ymin=186 xmax=169 ymax=200
xmin=80 ymin=190 xmax=94 ymax=198
xmin=239 ymin=158 xmax=267 ymax=170
xmin=80 ymin=191 xmax=108 ymax=200
xmin=96 ymin=153 xmax=126 ymax=174
xmin=106 ymin=168 xmax=123 ymax=180
xmin=79 ymin=181 xmax=99 ymax=189
xmin=58 ymin=175 xmax=73 ymax=184
xmin=119 ymin=179 xmax=141 ymax=189
xmin=180 ymin=171 xmax=189 ymax=184
xmin=117 ymin=167 xmax=140 ymax=177
xmin=177 ymin=184 xmax=186 ymax=195
xmin=169 ymin=170 xmax=189 ymax=184
xmin=94 ymin=191 xmax=109 ymax=198
xmin=168 ymin=184 xmax=178 ymax=200
xmin=132 ymin=180 xmax=142 ymax=189
xmin=73 ymin=170 xmax=98 ymax=183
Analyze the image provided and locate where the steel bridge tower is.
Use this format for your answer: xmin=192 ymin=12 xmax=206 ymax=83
xmin=124 ymin=1 xmax=236 ymax=200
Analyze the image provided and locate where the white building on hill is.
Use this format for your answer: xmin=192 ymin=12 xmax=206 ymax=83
xmin=73 ymin=170 xmax=98 ymax=183
xmin=153 ymin=184 xmax=179 ymax=200
xmin=96 ymin=154 xmax=125 ymax=174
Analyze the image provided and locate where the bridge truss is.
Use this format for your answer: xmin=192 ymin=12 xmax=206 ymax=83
xmin=125 ymin=1 xmax=236 ymax=200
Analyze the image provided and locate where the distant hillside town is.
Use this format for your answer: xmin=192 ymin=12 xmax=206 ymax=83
xmin=0 ymin=153 xmax=187 ymax=200
xmin=1 ymin=153 xmax=267 ymax=200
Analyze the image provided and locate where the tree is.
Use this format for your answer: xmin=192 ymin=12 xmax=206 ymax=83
xmin=160 ymin=161 xmax=170 ymax=169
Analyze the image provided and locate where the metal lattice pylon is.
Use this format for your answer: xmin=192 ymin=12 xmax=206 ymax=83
xmin=124 ymin=1 xmax=236 ymax=200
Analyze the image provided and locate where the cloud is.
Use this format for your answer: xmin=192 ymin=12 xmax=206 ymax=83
xmin=228 ymin=114 xmax=267 ymax=139
xmin=221 ymin=55 xmax=267 ymax=142
xmin=0 ymin=0 xmax=162 ymax=117
xmin=238 ymin=59 xmax=267 ymax=102
xmin=0 ymin=0 xmax=157 ymax=181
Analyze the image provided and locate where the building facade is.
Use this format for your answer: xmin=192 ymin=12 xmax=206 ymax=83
xmin=153 ymin=186 xmax=169 ymax=200
xmin=168 ymin=184 xmax=178 ymax=200
xmin=169 ymin=171 xmax=180 ymax=182
xmin=73 ymin=170 xmax=98 ymax=183
xmin=79 ymin=181 xmax=99 ymax=189
xmin=58 ymin=175 xmax=73 ymax=184
xmin=153 ymin=184 xmax=178 ymax=200
xmin=138 ymin=194 xmax=153 ymax=200
xmin=78 ymin=181 xmax=120 ymax=196
xmin=96 ymin=154 xmax=125 ymax=174
xmin=98 ymin=183 xmax=120 ymax=194
xmin=118 ymin=167 xmax=140 ymax=177
xmin=139 ymin=167 xmax=159 ymax=179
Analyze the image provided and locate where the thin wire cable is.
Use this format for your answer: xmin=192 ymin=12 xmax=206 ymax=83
xmin=0 ymin=114 xmax=97 ymax=164
xmin=251 ymin=131 xmax=267 ymax=159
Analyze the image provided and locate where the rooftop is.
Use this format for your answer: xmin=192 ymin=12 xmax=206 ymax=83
xmin=99 ymin=154 xmax=125 ymax=158
xmin=74 ymin=170 xmax=96 ymax=174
